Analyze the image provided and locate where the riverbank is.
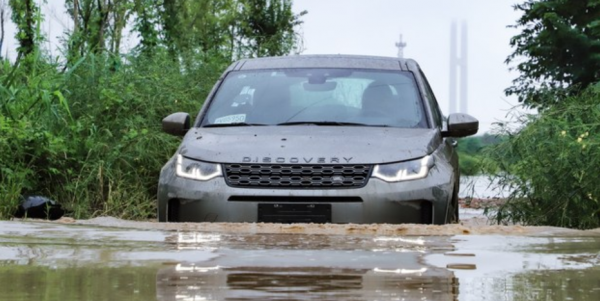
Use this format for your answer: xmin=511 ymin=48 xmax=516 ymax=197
xmin=459 ymin=197 xmax=505 ymax=209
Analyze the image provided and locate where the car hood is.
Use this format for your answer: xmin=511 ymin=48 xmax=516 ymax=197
xmin=179 ymin=126 xmax=441 ymax=164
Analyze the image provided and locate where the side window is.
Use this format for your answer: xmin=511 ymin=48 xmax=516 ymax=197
xmin=419 ymin=71 xmax=443 ymax=128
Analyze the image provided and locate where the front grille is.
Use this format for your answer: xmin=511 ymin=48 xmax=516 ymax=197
xmin=223 ymin=163 xmax=373 ymax=188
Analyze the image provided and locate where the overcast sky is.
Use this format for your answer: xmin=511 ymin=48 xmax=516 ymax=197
xmin=2 ymin=0 xmax=527 ymax=133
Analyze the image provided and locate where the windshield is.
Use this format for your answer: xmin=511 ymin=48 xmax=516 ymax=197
xmin=201 ymin=68 xmax=428 ymax=128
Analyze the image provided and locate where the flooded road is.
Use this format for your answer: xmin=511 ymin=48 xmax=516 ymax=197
xmin=1 ymin=216 xmax=600 ymax=300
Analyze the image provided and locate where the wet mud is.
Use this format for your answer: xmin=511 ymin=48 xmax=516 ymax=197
xmin=1 ymin=212 xmax=600 ymax=300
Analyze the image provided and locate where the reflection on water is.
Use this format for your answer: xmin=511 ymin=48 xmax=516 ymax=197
xmin=0 ymin=265 xmax=159 ymax=301
xmin=460 ymin=269 xmax=600 ymax=301
xmin=157 ymin=232 xmax=458 ymax=300
xmin=3 ymin=262 xmax=599 ymax=301
xmin=428 ymin=235 xmax=600 ymax=301
xmin=156 ymin=264 xmax=457 ymax=301
xmin=1 ymin=221 xmax=600 ymax=301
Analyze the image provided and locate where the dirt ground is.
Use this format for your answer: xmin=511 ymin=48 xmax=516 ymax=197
xmin=13 ymin=198 xmax=599 ymax=237
xmin=44 ymin=213 xmax=599 ymax=238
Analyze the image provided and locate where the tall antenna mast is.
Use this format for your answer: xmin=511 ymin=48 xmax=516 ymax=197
xmin=449 ymin=21 xmax=468 ymax=114
xmin=395 ymin=34 xmax=407 ymax=58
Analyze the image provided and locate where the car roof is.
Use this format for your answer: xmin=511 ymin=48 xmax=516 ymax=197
xmin=230 ymin=55 xmax=416 ymax=72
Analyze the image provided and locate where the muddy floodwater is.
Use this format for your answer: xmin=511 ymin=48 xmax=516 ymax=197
xmin=1 ymin=214 xmax=600 ymax=301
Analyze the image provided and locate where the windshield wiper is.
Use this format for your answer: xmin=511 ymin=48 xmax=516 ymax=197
xmin=203 ymin=122 xmax=269 ymax=128
xmin=278 ymin=121 xmax=389 ymax=127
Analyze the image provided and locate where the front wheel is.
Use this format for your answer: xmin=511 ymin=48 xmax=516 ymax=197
xmin=447 ymin=184 xmax=460 ymax=224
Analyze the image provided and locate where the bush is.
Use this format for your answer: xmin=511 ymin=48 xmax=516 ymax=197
xmin=456 ymin=135 xmax=505 ymax=176
xmin=458 ymin=153 xmax=480 ymax=176
xmin=486 ymin=85 xmax=600 ymax=229
xmin=0 ymin=55 xmax=70 ymax=219
xmin=0 ymin=51 xmax=228 ymax=219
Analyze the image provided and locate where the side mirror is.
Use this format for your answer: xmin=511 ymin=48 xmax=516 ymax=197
xmin=162 ymin=112 xmax=191 ymax=136
xmin=443 ymin=113 xmax=478 ymax=137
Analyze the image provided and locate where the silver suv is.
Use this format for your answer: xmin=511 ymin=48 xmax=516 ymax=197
xmin=158 ymin=55 xmax=478 ymax=224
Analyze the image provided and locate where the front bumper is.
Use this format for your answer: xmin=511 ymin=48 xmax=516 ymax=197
xmin=158 ymin=161 xmax=455 ymax=224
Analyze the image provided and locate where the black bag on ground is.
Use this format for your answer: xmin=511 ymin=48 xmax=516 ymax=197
xmin=13 ymin=196 xmax=65 ymax=220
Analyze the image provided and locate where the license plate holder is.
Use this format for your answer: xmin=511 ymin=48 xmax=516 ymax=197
xmin=258 ymin=204 xmax=332 ymax=223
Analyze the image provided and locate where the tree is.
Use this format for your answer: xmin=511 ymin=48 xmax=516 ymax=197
xmin=239 ymin=0 xmax=306 ymax=57
xmin=133 ymin=0 xmax=161 ymax=55
xmin=0 ymin=0 xmax=7 ymax=59
xmin=506 ymin=0 xmax=600 ymax=109
xmin=111 ymin=0 xmax=135 ymax=54
xmin=158 ymin=0 xmax=306 ymax=64
xmin=65 ymin=0 xmax=135 ymax=61
xmin=9 ymin=0 xmax=39 ymax=59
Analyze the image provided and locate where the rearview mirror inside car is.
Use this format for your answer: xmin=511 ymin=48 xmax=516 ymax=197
xmin=303 ymin=81 xmax=337 ymax=92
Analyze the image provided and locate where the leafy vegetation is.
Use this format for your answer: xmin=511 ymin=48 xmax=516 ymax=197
xmin=486 ymin=86 xmax=600 ymax=229
xmin=456 ymin=134 xmax=504 ymax=176
xmin=506 ymin=0 xmax=600 ymax=109
xmin=484 ymin=0 xmax=600 ymax=229
xmin=0 ymin=0 xmax=306 ymax=219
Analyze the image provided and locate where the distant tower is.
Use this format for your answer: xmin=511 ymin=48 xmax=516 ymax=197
xmin=449 ymin=21 xmax=468 ymax=114
xmin=395 ymin=34 xmax=407 ymax=58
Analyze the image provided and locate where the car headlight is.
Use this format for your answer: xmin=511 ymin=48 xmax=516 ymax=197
xmin=176 ymin=154 xmax=222 ymax=181
xmin=372 ymin=155 xmax=434 ymax=182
